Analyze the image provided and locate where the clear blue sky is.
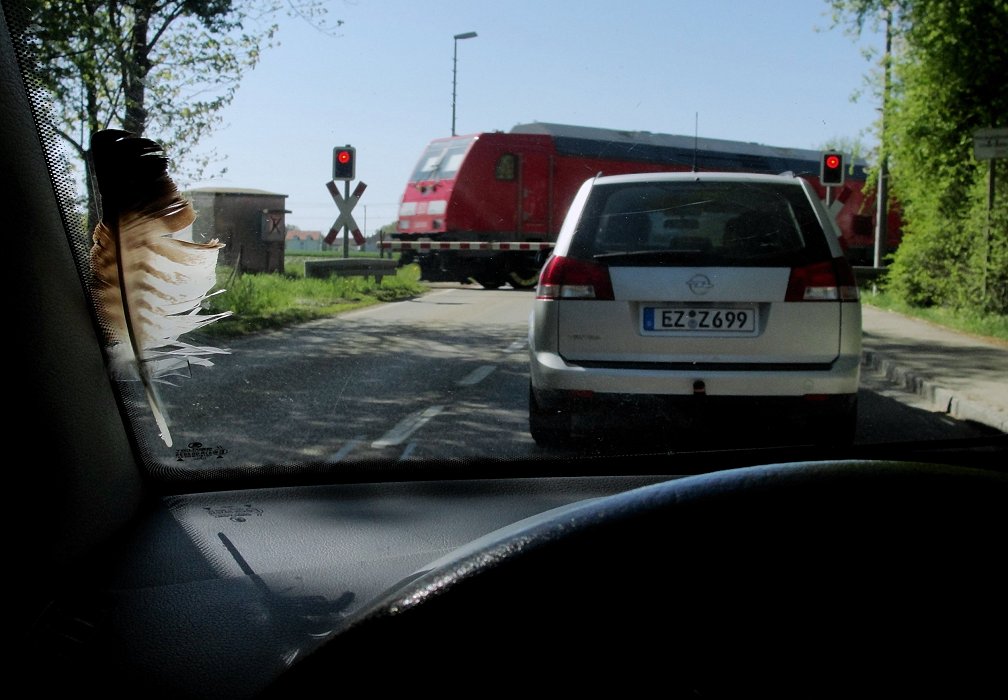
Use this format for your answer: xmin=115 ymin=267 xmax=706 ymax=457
xmin=185 ymin=0 xmax=885 ymax=234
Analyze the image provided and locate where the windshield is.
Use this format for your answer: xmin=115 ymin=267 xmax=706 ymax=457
xmin=9 ymin=3 xmax=1007 ymax=697
xmin=14 ymin=0 xmax=1006 ymax=479
xmin=409 ymin=136 xmax=476 ymax=181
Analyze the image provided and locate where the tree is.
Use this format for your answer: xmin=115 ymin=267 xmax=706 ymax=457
xmin=21 ymin=0 xmax=338 ymax=232
xmin=829 ymin=0 xmax=1008 ymax=314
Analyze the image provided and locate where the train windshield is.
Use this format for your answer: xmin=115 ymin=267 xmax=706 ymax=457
xmin=409 ymin=136 xmax=476 ymax=182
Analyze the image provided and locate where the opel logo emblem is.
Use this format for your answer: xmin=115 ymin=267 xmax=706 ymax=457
xmin=687 ymin=274 xmax=713 ymax=295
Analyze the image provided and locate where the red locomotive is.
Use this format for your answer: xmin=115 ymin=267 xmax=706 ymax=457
xmin=385 ymin=122 xmax=899 ymax=288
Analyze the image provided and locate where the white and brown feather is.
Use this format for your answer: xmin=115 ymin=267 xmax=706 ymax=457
xmin=89 ymin=129 xmax=231 ymax=446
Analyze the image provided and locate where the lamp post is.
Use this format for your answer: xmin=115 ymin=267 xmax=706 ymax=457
xmin=452 ymin=31 xmax=477 ymax=136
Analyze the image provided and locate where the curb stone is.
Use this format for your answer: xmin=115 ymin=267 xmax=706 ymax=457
xmin=861 ymin=349 xmax=1008 ymax=433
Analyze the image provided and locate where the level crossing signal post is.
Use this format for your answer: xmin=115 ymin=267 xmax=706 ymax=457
xmin=820 ymin=151 xmax=844 ymax=207
xmin=328 ymin=145 xmax=365 ymax=258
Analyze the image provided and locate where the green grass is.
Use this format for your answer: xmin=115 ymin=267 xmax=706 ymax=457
xmin=860 ymin=288 xmax=1008 ymax=342
xmin=196 ymin=259 xmax=427 ymax=339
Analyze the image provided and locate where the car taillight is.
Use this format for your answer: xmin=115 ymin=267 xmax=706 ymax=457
xmin=536 ymin=256 xmax=614 ymax=300
xmin=785 ymin=258 xmax=860 ymax=302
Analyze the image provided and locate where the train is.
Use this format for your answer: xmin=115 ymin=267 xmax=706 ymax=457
xmin=383 ymin=122 xmax=900 ymax=289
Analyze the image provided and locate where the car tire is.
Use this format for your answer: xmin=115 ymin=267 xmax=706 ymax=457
xmin=528 ymin=382 xmax=571 ymax=447
xmin=507 ymin=265 xmax=541 ymax=290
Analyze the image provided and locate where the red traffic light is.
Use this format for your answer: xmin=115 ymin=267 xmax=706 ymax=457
xmin=821 ymin=151 xmax=844 ymax=186
xmin=333 ymin=145 xmax=356 ymax=180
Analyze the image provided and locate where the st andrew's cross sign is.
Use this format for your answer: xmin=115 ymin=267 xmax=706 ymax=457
xmin=325 ymin=179 xmax=367 ymax=247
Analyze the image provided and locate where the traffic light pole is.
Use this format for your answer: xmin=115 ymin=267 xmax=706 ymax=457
xmin=343 ymin=180 xmax=350 ymax=259
xmin=874 ymin=7 xmax=892 ymax=270
xmin=874 ymin=160 xmax=888 ymax=268
xmin=329 ymin=144 xmax=359 ymax=258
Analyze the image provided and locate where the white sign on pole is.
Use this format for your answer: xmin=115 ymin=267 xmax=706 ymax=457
xmin=973 ymin=127 xmax=1008 ymax=160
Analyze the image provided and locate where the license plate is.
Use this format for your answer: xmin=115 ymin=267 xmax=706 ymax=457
xmin=642 ymin=306 xmax=757 ymax=334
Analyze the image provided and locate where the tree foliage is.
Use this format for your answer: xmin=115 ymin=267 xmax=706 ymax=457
xmin=21 ymin=0 xmax=337 ymax=230
xmin=829 ymin=0 xmax=1008 ymax=315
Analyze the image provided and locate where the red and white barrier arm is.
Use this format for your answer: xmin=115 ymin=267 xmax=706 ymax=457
xmin=379 ymin=241 xmax=554 ymax=251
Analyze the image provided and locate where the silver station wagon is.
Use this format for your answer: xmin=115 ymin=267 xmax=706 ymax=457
xmin=528 ymin=171 xmax=862 ymax=448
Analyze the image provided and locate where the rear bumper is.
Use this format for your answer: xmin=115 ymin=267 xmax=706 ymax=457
xmin=529 ymin=349 xmax=862 ymax=399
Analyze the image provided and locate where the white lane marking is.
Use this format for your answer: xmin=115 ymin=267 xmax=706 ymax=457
xmin=372 ymin=405 xmax=445 ymax=447
xmin=457 ymin=364 xmax=496 ymax=386
xmin=328 ymin=438 xmax=363 ymax=462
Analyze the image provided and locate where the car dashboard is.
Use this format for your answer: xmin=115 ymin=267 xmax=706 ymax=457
xmin=28 ymin=454 xmax=1008 ymax=698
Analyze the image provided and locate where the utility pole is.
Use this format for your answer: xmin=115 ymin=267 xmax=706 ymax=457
xmin=874 ymin=6 xmax=892 ymax=269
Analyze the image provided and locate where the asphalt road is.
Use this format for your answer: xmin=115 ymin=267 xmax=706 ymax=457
xmin=153 ymin=285 xmax=1002 ymax=469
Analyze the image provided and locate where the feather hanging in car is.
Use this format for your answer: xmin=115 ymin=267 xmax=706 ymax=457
xmin=89 ymin=129 xmax=232 ymax=447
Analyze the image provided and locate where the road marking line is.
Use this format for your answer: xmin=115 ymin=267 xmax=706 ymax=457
xmin=457 ymin=364 xmax=496 ymax=386
xmin=372 ymin=405 xmax=445 ymax=447
xmin=328 ymin=438 xmax=362 ymax=462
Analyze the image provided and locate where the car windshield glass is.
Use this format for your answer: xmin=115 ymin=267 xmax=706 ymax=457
xmin=9 ymin=4 xmax=1006 ymax=697
xmin=12 ymin=0 xmax=1006 ymax=480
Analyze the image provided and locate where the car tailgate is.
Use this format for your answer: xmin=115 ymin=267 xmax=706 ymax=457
xmin=556 ymin=266 xmax=842 ymax=364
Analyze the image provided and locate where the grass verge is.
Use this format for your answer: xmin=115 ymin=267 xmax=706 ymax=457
xmin=196 ymin=260 xmax=428 ymax=340
xmin=860 ymin=288 xmax=1007 ymax=343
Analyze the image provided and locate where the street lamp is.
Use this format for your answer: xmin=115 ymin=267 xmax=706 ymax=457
xmin=452 ymin=31 xmax=477 ymax=136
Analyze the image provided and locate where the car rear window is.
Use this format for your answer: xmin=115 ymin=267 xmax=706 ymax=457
xmin=568 ymin=180 xmax=833 ymax=267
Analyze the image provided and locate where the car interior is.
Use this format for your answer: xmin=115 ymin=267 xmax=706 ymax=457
xmin=7 ymin=4 xmax=1005 ymax=697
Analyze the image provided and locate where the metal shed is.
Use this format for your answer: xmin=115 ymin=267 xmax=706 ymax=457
xmin=187 ymin=187 xmax=290 ymax=274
